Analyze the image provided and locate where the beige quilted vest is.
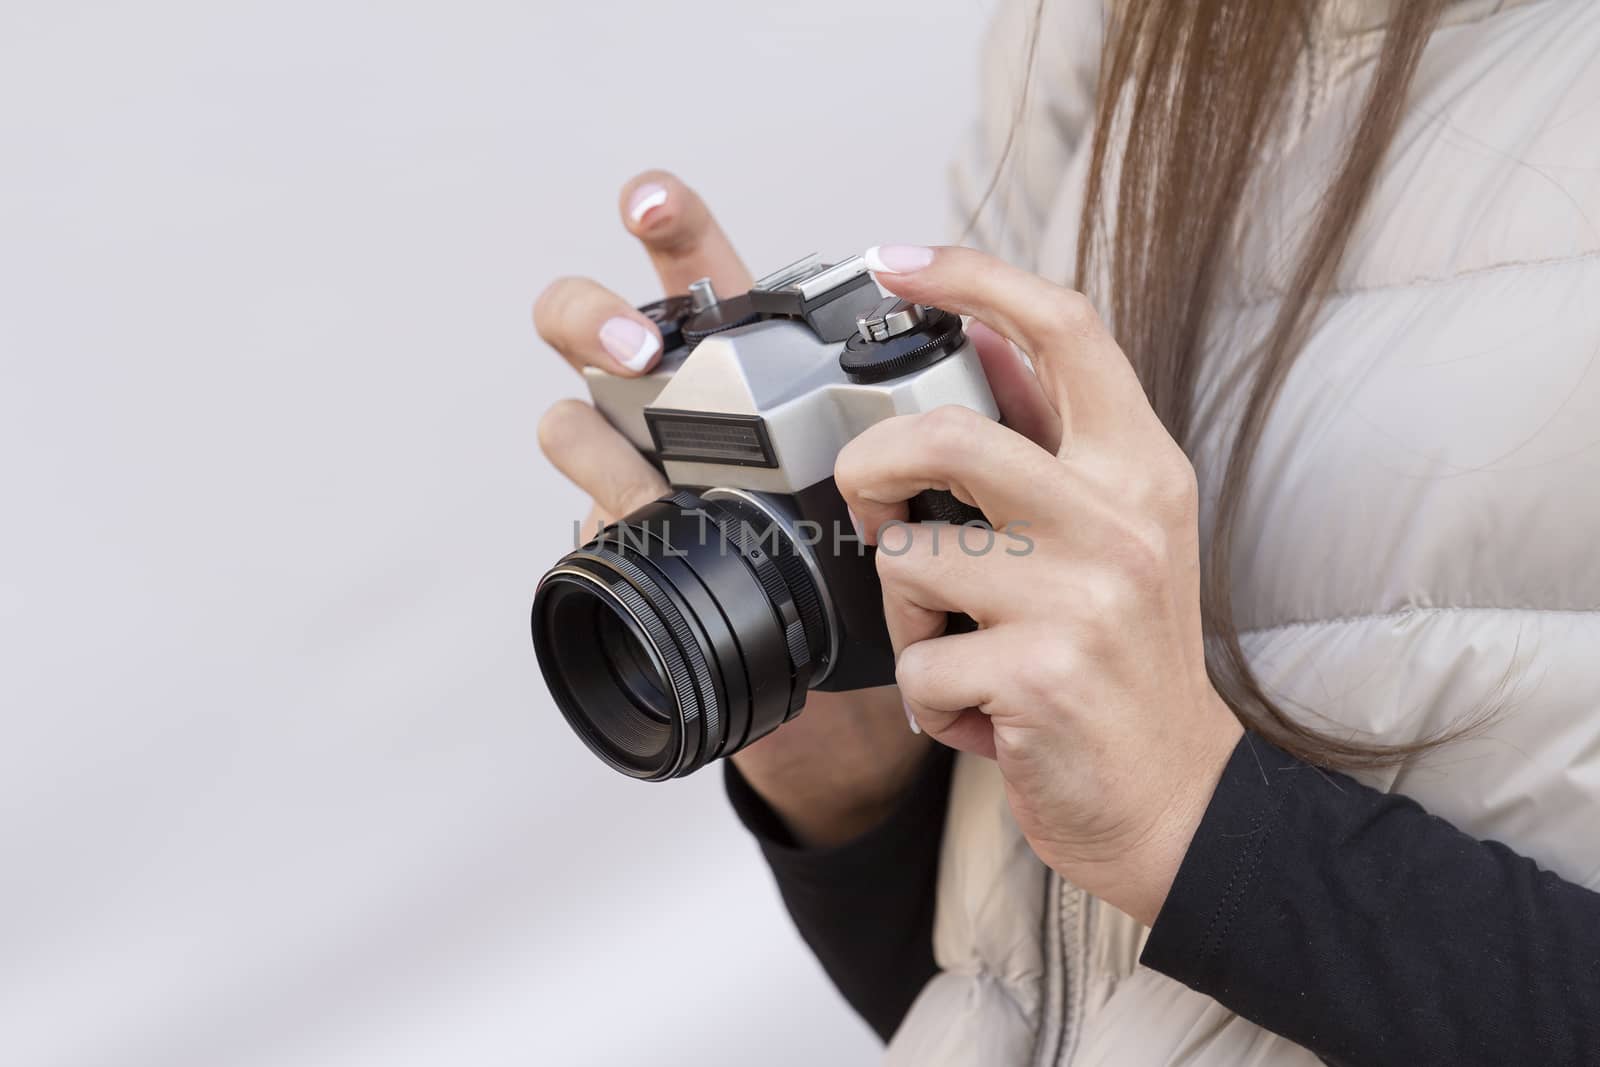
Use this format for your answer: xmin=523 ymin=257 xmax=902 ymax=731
xmin=890 ymin=1 xmax=1600 ymax=1062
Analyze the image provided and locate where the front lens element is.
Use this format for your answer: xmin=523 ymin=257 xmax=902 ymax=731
xmin=534 ymin=568 xmax=688 ymax=777
xmin=596 ymin=607 xmax=671 ymax=725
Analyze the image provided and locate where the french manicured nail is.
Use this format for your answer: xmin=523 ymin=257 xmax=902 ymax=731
xmin=628 ymin=183 xmax=669 ymax=224
xmin=598 ymin=317 xmax=660 ymax=372
xmin=903 ymin=699 xmax=923 ymax=735
xmin=864 ymin=244 xmax=935 ymax=274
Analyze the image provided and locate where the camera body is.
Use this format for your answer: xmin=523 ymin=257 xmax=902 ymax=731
xmin=533 ymin=254 xmax=997 ymax=779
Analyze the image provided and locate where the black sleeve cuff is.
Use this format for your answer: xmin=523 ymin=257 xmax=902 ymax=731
xmin=724 ymin=745 xmax=955 ymax=1042
xmin=724 ymin=743 xmax=955 ymax=896
xmin=1140 ymin=732 xmax=1297 ymax=989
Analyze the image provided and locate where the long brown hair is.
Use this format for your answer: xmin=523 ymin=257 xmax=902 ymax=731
xmin=1052 ymin=0 xmax=1455 ymax=767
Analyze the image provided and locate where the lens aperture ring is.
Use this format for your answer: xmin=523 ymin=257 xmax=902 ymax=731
xmin=706 ymin=496 xmax=831 ymax=691
xmin=695 ymin=502 xmax=815 ymax=712
xmin=723 ymin=520 xmax=802 ymax=636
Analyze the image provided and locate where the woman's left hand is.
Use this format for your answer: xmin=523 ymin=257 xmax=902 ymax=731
xmin=836 ymin=245 xmax=1244 ymax=926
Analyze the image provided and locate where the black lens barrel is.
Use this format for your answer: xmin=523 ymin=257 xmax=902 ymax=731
xmin=531 ymin=491 xmax=828 ymax=780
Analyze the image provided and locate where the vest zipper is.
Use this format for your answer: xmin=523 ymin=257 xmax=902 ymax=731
xmin=1031 ymin=871 xmax=1090 ymax=1067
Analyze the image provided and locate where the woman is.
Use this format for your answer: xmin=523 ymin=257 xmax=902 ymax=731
xmin=533 ymin=0 xmax=1600 ymax=1062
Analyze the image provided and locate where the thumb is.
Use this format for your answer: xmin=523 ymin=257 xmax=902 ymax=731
xmin=620 ymin=171 xmax=753 ymax=296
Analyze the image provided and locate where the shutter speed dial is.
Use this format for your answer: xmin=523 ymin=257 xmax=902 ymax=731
xmin=838 ymin=298 xmax=967 ymax=384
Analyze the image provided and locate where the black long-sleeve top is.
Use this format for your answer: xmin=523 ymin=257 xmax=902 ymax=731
xmin=726 ymin=734 xmax=1600 ymax=1064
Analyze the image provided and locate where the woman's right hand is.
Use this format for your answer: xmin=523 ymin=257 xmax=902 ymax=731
xmin=532 ymin=172 xmax=927 ymax=847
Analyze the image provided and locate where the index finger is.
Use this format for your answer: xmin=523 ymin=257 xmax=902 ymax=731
xmin=834 ymin=405 xmax=1067 ymax=542
xmin=863 ymin=245 xmax=1153 ymax=452
xmin=619 ymin=171 xmax=753 ymax=296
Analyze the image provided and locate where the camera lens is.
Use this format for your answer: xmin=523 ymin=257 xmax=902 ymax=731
xmin=532 ymin=491 xmax=830 ymax=780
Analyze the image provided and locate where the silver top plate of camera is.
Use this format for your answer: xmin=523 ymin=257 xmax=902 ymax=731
xmin=586 ymin=254 xmax=998 ymax=494
xmin=752 ymin=254 xmax=872 ymax=303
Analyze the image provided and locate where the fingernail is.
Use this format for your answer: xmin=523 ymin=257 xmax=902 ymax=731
xmin=864 ymin=244 xmax=935 ymax=274
xmin=903 ymin=699 xmax=923 ymax=735
xmin=846 ymin=506 xmax=866 ymax=542
xmin=628 ymin=183 xmax=669 ymax=225
xmin=598 ymin=317 xmax=661 ymax=372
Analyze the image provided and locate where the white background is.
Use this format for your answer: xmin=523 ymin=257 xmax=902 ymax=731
xmin=0 ymin=1 xmax=992 ymax=1064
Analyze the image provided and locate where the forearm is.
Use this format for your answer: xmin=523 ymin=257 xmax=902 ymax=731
xmin=731 ymin=685 xmax=929 ymax=847
xmin=1144 ymin=733 xmax=1600 ymax=1066
xmin=727 ymin=742 xmax=954 ymax=1042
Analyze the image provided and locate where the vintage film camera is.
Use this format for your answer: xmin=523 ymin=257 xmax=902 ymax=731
xmin=531 ymin=255 xmax=997 ymax=779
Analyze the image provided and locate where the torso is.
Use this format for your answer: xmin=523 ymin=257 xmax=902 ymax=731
xmin=894 ymin=2 xmax=1600 ymax=1062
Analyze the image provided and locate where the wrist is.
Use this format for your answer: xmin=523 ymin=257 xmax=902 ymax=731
xmin=732 ymin=686 xmax=929 ymax=848
xmin=758 ymin=768 xmax=923 ymax=847
xmin=1078 ymin=697 xmax=1244 ymax=926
